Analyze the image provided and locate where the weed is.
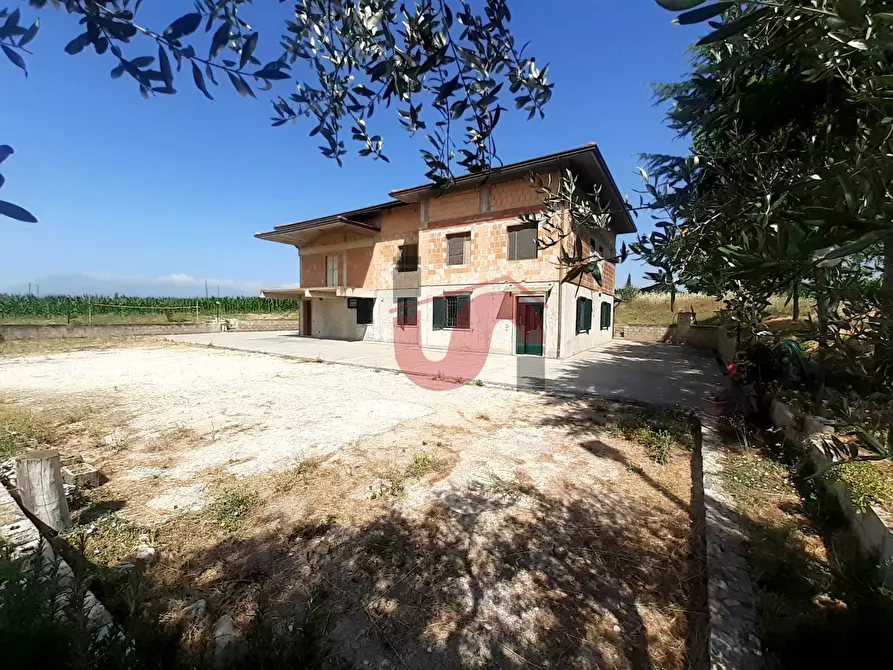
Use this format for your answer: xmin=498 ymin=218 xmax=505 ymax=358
xmin=0 ymin=399 xmax=58 ymax=459
xmin=626 ymin=463 xmax=646 ymax=476
xmin=646 ymin=430 xmax=674 ymax=465
xmin=64 ymin=514 xmax=154 ymax=566
xmin=488 ymin=472 xmax=532 ymax=499
xmin=210 ymin=489 xmax=260 ymax=531
xmin=721 ymin=454 xmax=792 ymax=511
xmin=370 ymin=451 xmax=446 ymax=499
xmin=826 ymin=461 xmax=893 ymax=514
xmin=475 ymin=411 xmax=491 ymax=421
xmin=272 ymin=457 xmax=322 ymax=493
xmin=473 ymin=379 xmax=484 ymax=387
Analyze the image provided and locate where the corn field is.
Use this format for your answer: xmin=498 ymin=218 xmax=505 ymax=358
xmin=0 ymin=294 xmax=300 ymax=324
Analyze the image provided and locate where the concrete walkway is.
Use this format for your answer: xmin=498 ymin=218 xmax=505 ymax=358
xmin=163 ymin=331 xmax=724 ymax=409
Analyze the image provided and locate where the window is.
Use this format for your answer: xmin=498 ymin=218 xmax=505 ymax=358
xmin=326 ymin=255 xmax=339 ymax=287
xmin=507 ymin=223 xmax=538 ymax=261
xmin=447 ymin=233 xmax=469 ymax=266
xmin=600 ymin=302 xmax=612 ymax=330
xmin=397 ymin=297 xmax=418 ymax=327
xmin=433 ymin=294 xmax=471 ymax=330
xmin=397 ymin=244 xmax=419 ymax=272
xmin=576 ymin=297 xmax=593 ymax=334
xmin=356 ymin=298 xmax=374 ymax=325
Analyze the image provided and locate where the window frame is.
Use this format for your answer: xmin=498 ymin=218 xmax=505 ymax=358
xmin=446 ymin=233 xmax=470 ymax=266
xmin=507 ymin=223 xmax=538 ymax=261
xmin=433 ymin=293 xmax=471 ymax=330
xmin=325 ymin=254 xmax=339 ymax=287
xmin=396 ymin=244 xmax=419 ymax=273
xmin=600 ymin=302 xmax=612 ymax=331
xmin=396 ymin=297 xmax=418 ymax=327
xmin=575 ymin=297 xmax=593 ymax=334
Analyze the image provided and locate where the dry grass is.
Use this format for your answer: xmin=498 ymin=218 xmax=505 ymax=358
xmin=3 ymin=354 xmax=703 ymax=668
xmin=616 ymin=292 xmax=815 ymax=326
xmin=720 ymin=441 xmax=893 ymax=667
xmin=0 ymin=394 xmax=120 ymax=460
xmin=0 ymin=337 xmax=171 ymax=358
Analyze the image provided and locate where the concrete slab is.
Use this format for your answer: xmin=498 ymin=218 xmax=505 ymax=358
xmin=163 ymin=331 xmax=724 ymax=408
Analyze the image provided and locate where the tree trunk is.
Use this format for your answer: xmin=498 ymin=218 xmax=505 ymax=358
xmin=15 ymin=450 xmax=70 ymax=532
xmin=813 ymin=286 xmax=829 ymax=410
xmin=792 ymin=280 xmax=800 ymax=321
xmin=877 ymin=239 xmax=893 ymax=387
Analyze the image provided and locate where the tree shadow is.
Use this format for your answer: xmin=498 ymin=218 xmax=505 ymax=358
xmin=521 ymin=341 xmax=725 ymax=409
xmin=120 ymin=478 xmax=702 ymax=669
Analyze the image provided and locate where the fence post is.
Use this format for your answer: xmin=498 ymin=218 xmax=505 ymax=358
xmin=88 ymin=300 xmax=92 ymax=325
xmin=196 ymin=301 xmax=199 ymax=323
xmin=15 ymin=450 xmax=71 ymax=532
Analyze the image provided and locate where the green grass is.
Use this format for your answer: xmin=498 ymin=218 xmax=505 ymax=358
xmin=271 ymin=456 xmax=323 ymax=493
xmin=826 ymin=461 xmax=893 ymax=514
xmin=210 ymin=489 xmax=261 ymax=531
xmin=608 ymin=406 xmax=694 ymax=463
xmin=0 ymin=399 xmax=62 ymax=460
xmin=370 ymin=450 xmax=448 ymax=499
xmin=720 ymin=454 xmax=793 ymax=511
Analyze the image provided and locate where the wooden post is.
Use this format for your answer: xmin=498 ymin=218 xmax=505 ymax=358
xmin=15 ymin=450 xmax=71 ymax=532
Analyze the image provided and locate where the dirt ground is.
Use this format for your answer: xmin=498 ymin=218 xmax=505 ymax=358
xmin=0 ymin=345 xmax=703 ymax=668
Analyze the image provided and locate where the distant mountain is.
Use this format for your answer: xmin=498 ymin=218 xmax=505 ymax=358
xmin=0 ymin=273 xmax=288 ymax=298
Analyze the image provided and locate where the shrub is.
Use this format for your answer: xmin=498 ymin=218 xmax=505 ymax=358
xmin=827 ymin=462 xmax=893 ymax=514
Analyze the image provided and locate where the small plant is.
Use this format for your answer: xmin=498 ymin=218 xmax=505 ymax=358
xmin=645 ymin=430 xmax=673 ymax=465
xmin=476 ymin=411 xmax=491 ymax=421
xmin=65 ymin=514 xmax=154 ymax=566
xmin=272 ymin=457 xmax=322 ymax=492
xmin=488 ymin=472 xmax=531 ymax=499
xmin=721 ymin=454 xmax=791 ymax=511
xmin=370 ymin=451 xmax=446 ymax=499
xmin=211 ymin=489 xmax=260 ymax=531
xmin=473 ymin=379 xmax=484 ymax=387
xmin=827 ymin=462 xmax=893 ymax=514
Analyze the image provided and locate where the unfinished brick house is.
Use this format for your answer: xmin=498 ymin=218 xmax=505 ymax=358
xmin=256 ymin=144 xmax=636 ymax=359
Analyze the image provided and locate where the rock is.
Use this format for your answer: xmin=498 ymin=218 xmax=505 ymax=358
xmin=182 ymin=599 xmax=207 ymax=621
xmin=135 ymin=545 xmax=158 ymax=565
xmin=213 ymin=615 xmax=238 ymax=664
xmin=62 ymin=461 xmax=101 ymax=488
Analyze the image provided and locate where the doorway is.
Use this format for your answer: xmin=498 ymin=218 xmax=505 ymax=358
xmin=515 ymin=296 xmax=544 ymax=356
xmin=302 ymin=300 xmax=312 ymax=336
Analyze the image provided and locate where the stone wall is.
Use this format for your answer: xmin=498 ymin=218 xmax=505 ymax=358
xmin=0 ymin=320 xmax=300 ymax=341
xmin=616 ymin=322 xmax=736 ymax=362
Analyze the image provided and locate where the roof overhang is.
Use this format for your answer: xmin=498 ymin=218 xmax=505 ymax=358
xmin=255 ymin=217 xmax=380 ymax=247
xmin=389 ymin=143 xmax=636 ymax=235
xmin=261 ymin=287 xmax=377 ymax=299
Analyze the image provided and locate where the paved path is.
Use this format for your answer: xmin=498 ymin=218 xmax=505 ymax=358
xmin=164 ymin=331 xmax=724 ymax=409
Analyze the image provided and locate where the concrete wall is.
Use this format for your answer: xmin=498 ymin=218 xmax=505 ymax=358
xmin=559 ymin=284 xmax=614 ymax=358
xmin=308 ymin=299 xmax=373 ymax=342
xmin=0 ymin=320 xmax=300 ymax=341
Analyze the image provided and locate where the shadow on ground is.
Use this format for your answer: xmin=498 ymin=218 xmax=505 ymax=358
xmin=524 ymin=341 xmax=725 ymax=408
xmin=116 ymin=475 xmax=704 ymax=669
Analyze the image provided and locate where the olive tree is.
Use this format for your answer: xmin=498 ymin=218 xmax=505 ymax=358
xmin=0 ymin=0 xmax=554 ymax=221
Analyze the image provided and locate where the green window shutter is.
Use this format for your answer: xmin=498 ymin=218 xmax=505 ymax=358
xmin=575 ymin=298 xmax=583 ymax=333
xmin=585 ymin=299 xmax=593 ymax=331
xmin=433 ymin=296 xmax=445 ymax=330
xmin=456 ymin=294 xmax=471 ymax=329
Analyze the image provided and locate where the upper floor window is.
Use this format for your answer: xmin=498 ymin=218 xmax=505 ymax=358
xmin=508 ymin=223 xmax=538 ymax=261
xmin=397 ymin=244 xmax=419 ymax=272
xmin=326 ymin=255 xmax=339 ymax=287
xmin=447 ymin=233 xmax=470 ymax=266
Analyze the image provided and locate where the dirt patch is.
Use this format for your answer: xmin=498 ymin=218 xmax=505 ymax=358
xmin=2 ymin=346 xmax=702 ymax=667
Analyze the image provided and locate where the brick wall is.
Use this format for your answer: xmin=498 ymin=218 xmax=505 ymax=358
xmin=367 ymin=204 xmax=420 ymax=289
xmin=301 ymin=254 xmax=326 ymax=287
xmin=490 ymin=179 xmax=543 ymax=210
xmin=420 ymin=216 xmax=561 ymax=286
xmin=429 ymin=189 xmax=480 ymax=223
xmin=346 ymin=246 xmax=373 ymax=287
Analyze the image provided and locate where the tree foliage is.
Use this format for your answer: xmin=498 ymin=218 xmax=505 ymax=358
xmin=641 ymin=0 xmax=893 ymax=454
xmin=0 ymin=0 xmax=554 ymax=221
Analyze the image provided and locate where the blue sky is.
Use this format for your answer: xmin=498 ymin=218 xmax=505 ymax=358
xmin=1 ymin=1 xmax=705 ymax=294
